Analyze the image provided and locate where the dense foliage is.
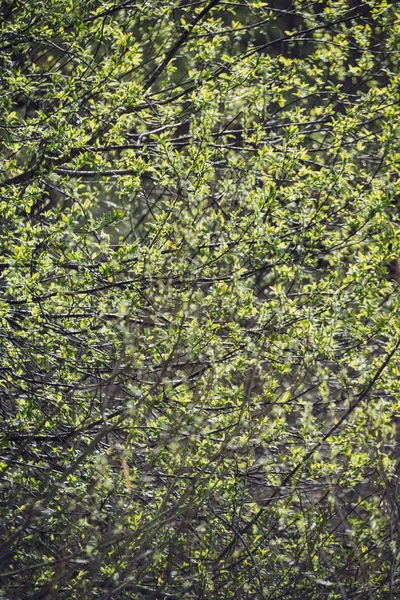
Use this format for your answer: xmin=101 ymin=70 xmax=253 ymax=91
xmin=2 ymin=0 xmax=400 ymax=598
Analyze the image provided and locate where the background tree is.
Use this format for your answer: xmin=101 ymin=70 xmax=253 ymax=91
xmin=1 ymin=0 xmax=400 ymax=598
